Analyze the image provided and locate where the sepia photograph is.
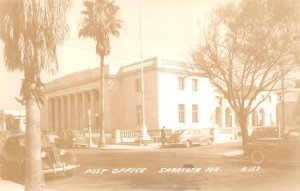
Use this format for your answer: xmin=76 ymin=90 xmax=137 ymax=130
xmin=0 ymin=0 xmax=300 ymax=190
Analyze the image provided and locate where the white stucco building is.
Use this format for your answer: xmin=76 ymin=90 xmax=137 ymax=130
xmin=41 ymin=57 xmax=277 ymax=142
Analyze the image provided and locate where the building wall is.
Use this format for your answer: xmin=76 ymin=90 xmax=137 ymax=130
xmin=277 ymin=89 xmax=300 ymax=129
xmin=40 ymin=67 xmax=115 ymax=133
xmin=116 ymin=69 xmax=159 ymax=130
xmin=157 ymin=71 xmax=216 ymax=130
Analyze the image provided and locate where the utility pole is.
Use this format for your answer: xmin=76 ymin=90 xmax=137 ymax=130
xmin=138 ymin=0 xmax=150 ymax=145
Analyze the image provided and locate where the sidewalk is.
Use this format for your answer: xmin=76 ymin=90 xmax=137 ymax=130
xmin=95 ymin=143 xmax=162 ymax=150
xmin=94 ymin=140 xmax=242 ymax=151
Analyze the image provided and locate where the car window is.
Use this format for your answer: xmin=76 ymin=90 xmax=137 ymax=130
xmin=173 ymin=130 xmax=184 ymax=135
xmin=5 ymin=138 xmax=19 ymax=149
xmin=73 ymin=131 xmax=84 ymax=136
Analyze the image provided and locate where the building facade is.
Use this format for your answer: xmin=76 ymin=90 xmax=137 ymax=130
xmin=0 ymin=109 xmax=26 ymax=132
xmin=41 ymin=57 xmax=277 ymax=141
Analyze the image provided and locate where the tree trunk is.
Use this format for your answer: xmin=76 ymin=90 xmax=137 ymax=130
xmin=99 ymin=55 xmax=105 ymax=146
xmin=25 ymin=93 xmax=45 ymax=191
xmin=239 ymin=115 xmax=250 ymax=149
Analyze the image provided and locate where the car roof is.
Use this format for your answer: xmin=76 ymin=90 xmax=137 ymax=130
xmin=65 ymin=130 xmax=82 ymax=132
xmin=6 ymin=133 xmax=25 ymax=139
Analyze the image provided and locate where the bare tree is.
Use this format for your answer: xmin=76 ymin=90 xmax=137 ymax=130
xmin=192 ymin=0 xmax=300 ymax=146
xmin=0 ymin=1 xmax=71 ymax=190
xmin=79 ymin=0 xmax=122 ymax=146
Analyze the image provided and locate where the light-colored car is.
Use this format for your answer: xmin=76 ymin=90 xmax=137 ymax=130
xmin=168 ymin=129 xmax=213 ymax=147
xmin=56 ymin=130 xmax=89 ymax=148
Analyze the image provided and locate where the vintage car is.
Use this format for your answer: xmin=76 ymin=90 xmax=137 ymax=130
xmin=250 ymin=126 xmax=279 ymax=140
xmin=167 ymin=128 xmax=213 ymax=147
xmin=56 ymin=130 xmax=89 ymax=148
xmin=42 ymin=131 xmax=59 ymax=145
xmin=244 ymin=128 xmax=300 ymax=165
xmin=0 ymin=133 xmax=79 ymax=180
xmin=0 ymin=130 xmax=11 ymax=152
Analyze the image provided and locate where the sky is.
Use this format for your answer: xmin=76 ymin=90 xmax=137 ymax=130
xmin=0 ymin=0 xmax=233 ymax=110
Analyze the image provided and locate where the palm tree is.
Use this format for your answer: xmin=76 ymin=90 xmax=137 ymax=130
xmin=79 ymin=0 xmax=122 ymax=146
xmin=0 ymin=1 xmax=71 ymax=191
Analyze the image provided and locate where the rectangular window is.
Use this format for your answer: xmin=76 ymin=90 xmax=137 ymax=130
xmin=136 ymin=79 xmax=141 ymax=92
xmin=178 ymin=77 xmax=185 ymax=90
xmin=136 ymin=105 xmax=142 ymax=124
xmin=178 ymin=104 xmax=185 ymax=123
xmin=192 ymin=79 xmax=198 ymax=91
xmin=192 ymin=104 xmax=198 ymax=123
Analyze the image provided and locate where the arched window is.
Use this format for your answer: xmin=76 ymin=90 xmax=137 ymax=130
xmin=225 ymin=107 xmax=232 ymax=128
xmin=215 ymin=107 xmax=222 ymax=127
xmin=259 ymin=108 xmax=265 ymax=126
xmin=252 ymin=109 xmax=258 ymax=127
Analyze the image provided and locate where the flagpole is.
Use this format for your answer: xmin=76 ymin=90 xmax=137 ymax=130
xmin=138 ymin=0 xmax=150 ymax=144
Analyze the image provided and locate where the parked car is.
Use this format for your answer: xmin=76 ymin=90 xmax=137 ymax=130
xmin=42 ymin=131 xmax=59 ymax=145
xmin=250 ymin=126 xmax=279 ymax=140
xmin=167 ymin=128 xmax=213 ymax=147
xmin=56 ymin=130 xmax=89 ymax=148
xmin=244 ymin=128 xmax=300 ymax=165
xmin=0 ymin=130 xmax=11 ymax=152
xmin=0 ymin=133 xmax=79 ymax=181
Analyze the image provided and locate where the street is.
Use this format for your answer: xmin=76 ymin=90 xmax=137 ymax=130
xmin=45 ymin=142 xmax=300 ymax=191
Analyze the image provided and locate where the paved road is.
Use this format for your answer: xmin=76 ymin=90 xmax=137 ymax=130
xmin=45 ymin=142 xmax=300 ymax=191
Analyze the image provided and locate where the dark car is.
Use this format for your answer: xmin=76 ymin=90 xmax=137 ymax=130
xmin=56 ymin=130 xmax=89 ymax=148
xmin=168 ymin=128 xmax=213 ymax=147
xmin=250 ymin=126 xmax=279 ymax=140
xmin=244 ymin=128 xmax=300 ymax=165
xmin=42 ymin=131 xmax=59 ymax=145
xmin=0 ymin=133 xmax=79 ymax=180
xmin=0 ymin=130 xmax=11 ymax=151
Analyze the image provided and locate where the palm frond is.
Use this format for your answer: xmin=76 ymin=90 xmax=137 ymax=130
xmin=79 ymin=0 xmax=122 ymax=57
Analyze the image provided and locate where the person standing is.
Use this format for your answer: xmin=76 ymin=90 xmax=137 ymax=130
xmin=161 ymin=126 xmax=166 ymax=146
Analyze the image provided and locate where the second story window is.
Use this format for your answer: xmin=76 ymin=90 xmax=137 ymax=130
xmin=178 ymin=104 xmax=185 ymax=123
xmin=192 ymin=104 xmax=198 ymax=123
xmin=178 ymin=77 xmax=185 ymax=91
xmin=136 ymin=79 xmax=141 ymax=92
xmin=192 ymin=79 xmax=198 ymax=91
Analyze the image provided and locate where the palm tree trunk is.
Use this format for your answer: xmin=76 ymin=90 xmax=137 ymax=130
xmin=99 ymin=55 xmax=106 ymax=146
xmin=25 ymin=79 xmax=45 ymax=191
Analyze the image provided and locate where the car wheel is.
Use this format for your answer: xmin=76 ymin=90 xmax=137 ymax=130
xmin=250 ymin=150 xmax=266 ymax=165
xmin=185 ymin=140 xmax=192 ymax=148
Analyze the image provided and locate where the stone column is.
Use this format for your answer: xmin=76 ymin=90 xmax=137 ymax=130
xmin=60 ymin=96 xmax=66 ymax=133
xmin=74 ymin=93 xmax=79 ymax=130
xmin=67 ymin=95 xmax=72 ymax=130
xmin=82 ymin=92 xmax=87 ymax=131
xmin=54 ymin=97 xmax=59 ymax=133
xmin=90 ymin=90 xmax=96 ymax=131
xmin=48 ymin=98 xmax=54 ymax=132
